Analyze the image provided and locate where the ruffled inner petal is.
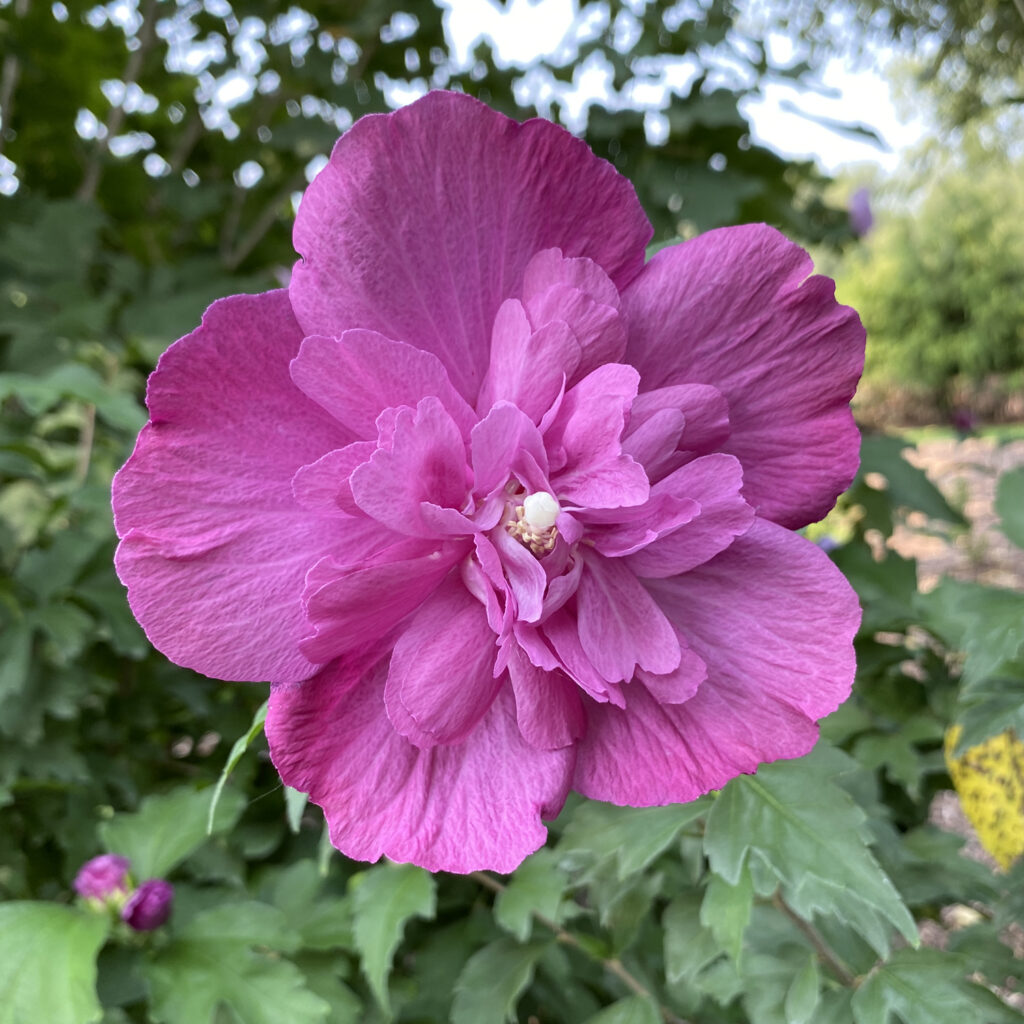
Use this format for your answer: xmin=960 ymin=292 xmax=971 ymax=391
xmin=291 ymin=331 xmax=477 ymax=441
xmin=477 ymin=299 xmax=581 ymax=421
xmin=385 ymin=576 xmax=504 ymax=747
xmin=575 ymin=550 xmax=681 ymax=682
xmin=625 ymin=453 xmax=755 ymax=578
xmin=350 ymin=397 xmax=471 ymax=537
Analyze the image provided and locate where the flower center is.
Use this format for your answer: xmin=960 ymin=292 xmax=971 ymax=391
xmin=507 ymin=490 xmax=560 ymax=556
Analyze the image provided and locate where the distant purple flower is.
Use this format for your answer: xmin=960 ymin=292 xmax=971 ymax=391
xmin=849 ymin=187 xmax=873 ymax=237
xmin=121 ymin=879 xmax=173 ymax=931
xmin=113 ymin=92 xmax=864 ymax=873
xmin=74 ymin=854 xmax=131 ymax=901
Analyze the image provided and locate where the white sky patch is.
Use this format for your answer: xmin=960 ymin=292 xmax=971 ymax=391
xmin=444 ymin=0 xmax=924 ymax=173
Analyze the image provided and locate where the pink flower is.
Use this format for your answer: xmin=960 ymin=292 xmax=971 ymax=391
xmin=121 ymin=878 xmax=174 ymax=931
xmin=74 ymin=854 xmax=131 ymax=901
xmin=113 ymin=92 xmax=864 ymax=873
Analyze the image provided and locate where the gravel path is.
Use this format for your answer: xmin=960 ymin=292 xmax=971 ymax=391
xmin=889 ymin=436 xmax=1024 ymax=592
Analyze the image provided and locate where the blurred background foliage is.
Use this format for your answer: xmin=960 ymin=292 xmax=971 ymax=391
xmin=1 ymin=1 xmax=1024 ymax=1023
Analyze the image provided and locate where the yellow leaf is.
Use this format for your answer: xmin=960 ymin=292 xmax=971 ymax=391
xmin=945 ymin=726 xmax=1024 ymax=870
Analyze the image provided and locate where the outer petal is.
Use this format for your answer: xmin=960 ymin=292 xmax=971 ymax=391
xmin=267 ymin=663 xmax=574 ymax=873
xmin=113 ymin=291 xmax=348 ymax=682
xmin=622 ymin=225 xmax=864 ymax=528
xmin=290 ymin=91 xmax=652 ymax=401
xmin=573 ymin=518 xmax=860 ymax=804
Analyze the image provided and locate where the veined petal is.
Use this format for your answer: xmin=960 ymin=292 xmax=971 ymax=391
xmin=507 ymin=645 xmax=585 ymax=749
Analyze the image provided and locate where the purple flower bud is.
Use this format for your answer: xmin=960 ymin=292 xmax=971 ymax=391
xmin=74 ymin=854 xmax=131 ymax=901
xmin=848 ymin=187 xmax=873 ymax=237
xmin=121 ymin=879 xmax=174 ymax=931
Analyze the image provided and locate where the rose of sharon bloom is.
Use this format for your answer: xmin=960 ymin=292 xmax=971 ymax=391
xmin=121 ymin=878 xmax=174 ymax=931
xmin=74 ymin=853 xmax=131 ymax=901
xmin=113 ymin=91 xmax=864 ymax=873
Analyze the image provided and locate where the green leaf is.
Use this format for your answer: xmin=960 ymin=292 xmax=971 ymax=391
xmin=783 ymin=955 xmax=820 ymax=1024
xmin=581 ymin=996 xmax=660 ymax=1024
xmin=351 ymin=862 xmax=436 ymax=1013
xmin=996 ymin=466 xmax=1024 ymax=549
xmin=852 ymin=948 xmax=1024 ymax=1024
xmin=100 ymin=785 xmax=245 ymax=879
xmin=207 ymin=700 xmax=267 ymax=833
xmin=858 ymin=435 xmax=965 ymax=524
xmin=700 ymin=864 xmax=753 ymax=963
xmin=450 ymin=938 xmax=548 ymax=1024
xmin=494 ymin=848 xmax=569 ymax=941
xmin=144 ymin=903 xmax=328 ymax=1024
xmin=0 ymin=903 xmax=108 ymax=1024
xmin=917 ymin=578 xmax=1024 ymax=691
xmin=704 ymin=745 xmax=917 ymax=955
xmin=663 ymin=891 xmax=720 ymax=984
xmin=557 ymin=798 xmax=709 ymax=878
xmin=284 ymin=786 xmax=309 ymax=834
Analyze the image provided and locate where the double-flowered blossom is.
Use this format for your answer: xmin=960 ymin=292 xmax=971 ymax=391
xmin=113 ymin=92 xmax=864 ymax=873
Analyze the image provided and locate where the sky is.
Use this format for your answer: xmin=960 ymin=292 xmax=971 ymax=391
xmin=443 ymin=0 xmax=926 ymax=174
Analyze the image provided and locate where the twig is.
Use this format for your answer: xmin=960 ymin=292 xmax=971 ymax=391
xmin=1012 ymin=0 xmax=1024 ymax=30
xmin=74 ymin=404 xmax=96 ymax=485
xmin=771 ymin=893 xmax=859 ymax=987
xmin=223 ymin=171 xmax=305 ymax=270
xmin=471 ymin=871 xmax=692 ymax=1024
xmin=0 ymin=0 xmax=30 ymax=158
xmin=76 ymin=0 xmax=160 ymax=201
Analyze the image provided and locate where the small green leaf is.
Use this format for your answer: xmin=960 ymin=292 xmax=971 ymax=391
xmin=284 ymin=786 xmax=309 ymax=834
xmin=101 ymin=785 xmax=245 ymax=879
xmin=494 ymin=848 xmax=568 ymax=941
xmin=996 ymin=467 xmax=1024 ymax=549
xmin=351 ymin=862 xmax=436 ymax=1014
xmin=852 ymin=948 xmax=1024 ymax=1024
xmin=858 ymin=435 xmax=965 ymax=524
xmin=664 ymin=891 xmax=720 ymax=984
xmin=145 ymin=903 xmax=327 ymax=1024
xmin=557 ymin=798 xmax=709 ymax=878
xmin=0 ymin=903 xmax=108 ymax=1024
xmin=207 ymin=699 xmax=267 ymax=833
xmin=704 ymin=744 xmax=917 ymax=955
xmin=784 ymin=955 xmax=820 ymax=1024
xmin=700 ymin=865 xmax=753 ymax=963
xmin=450 ymin=938 xmax=548 ymax=1024
xmin=582 ymin=996 xmax=660 ymax=1024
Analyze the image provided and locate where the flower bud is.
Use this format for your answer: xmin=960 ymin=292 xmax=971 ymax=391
xmin=73 ymin=854 xmax=131 ymax=901
xmin=121 ymin=878 xmax=174 ymax=931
